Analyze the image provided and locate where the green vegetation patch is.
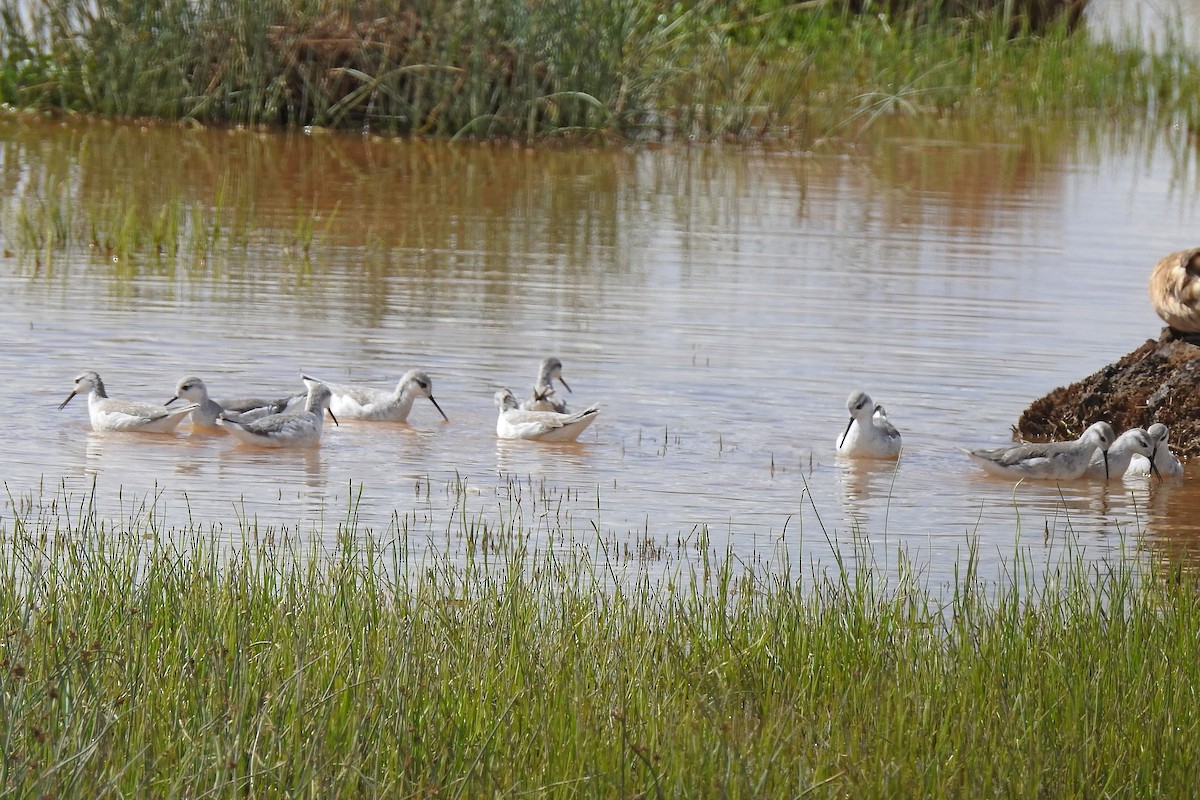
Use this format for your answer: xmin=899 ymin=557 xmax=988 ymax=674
xmin=2 ymin=0 xmax=1198 ymax=140
xmin=2 ymin=494 xmax=1200 ymax=797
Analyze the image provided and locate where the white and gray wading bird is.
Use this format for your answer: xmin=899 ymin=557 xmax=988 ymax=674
xmin=494 ymin=388 xmax=598 ymax=442
xmin=964 ymin=421 xmax=1117 ymax=480
xmin=166 ymin=376 xmax=299 ymax=429
xmin=59 ymin=370 xmax=198 ymax=433
xmin=1129 ymin=422 xmax=1184 ymax=478
xmin=299 ymin=369 xmax=448 ymax=423
xmin=217 ymin=380 xmax=337 ymax=448
xmin=836 ymin=390 xmax=902 ymax=459
xmin=1084 ymin=427 xmax=1159 ymax=479
xmin=519 ymin=357 xmax=571 ymax=413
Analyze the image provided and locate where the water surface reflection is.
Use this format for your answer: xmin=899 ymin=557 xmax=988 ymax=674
xmin=1088 ymin=0 xmax=1200 ymax=47
xmin=2 ymin=116 xmax=1199 ymax=588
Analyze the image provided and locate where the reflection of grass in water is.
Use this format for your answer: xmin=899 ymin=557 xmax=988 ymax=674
xmin=3 ymin=178 xmax=335 ymax=269
xmin=1 ymin=1 xmax=1198 ymax=140
xmin=4 ymin=483 xmax=1200 ymax=797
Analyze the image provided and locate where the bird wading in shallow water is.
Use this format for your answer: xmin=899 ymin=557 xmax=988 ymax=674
xmin=836 ymin=390 xmax=901 ymax=460
xmin=963 ymin=421 xmax=1117 ymax=481
xmin=300 ymin=369 xmax=448 ymax=423
xmin=1128 ymin=422 xmax=1183 ymax=478
xmin=59 ymin=370 xmax=198 ymax=433
xmin=218 ymin=380 xmax=337 ymax=448
xmin=519 ymin=357 xmax=572 ymax=413
xmin=1084 ymin=427 xmax=1159 ymax=479
xmin=166 ymin=375 xmax=300 ymax=429
xmin=494 ymin=388 xmax=598 ymax=442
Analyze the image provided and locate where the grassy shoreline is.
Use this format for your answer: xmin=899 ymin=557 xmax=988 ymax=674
xmin=2 ymin=501 xmax=1199 ymax=798
xmin=2 ymin=0 xmax=1198 ymax=141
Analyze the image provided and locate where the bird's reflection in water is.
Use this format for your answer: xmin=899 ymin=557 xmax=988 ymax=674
xmin=835 ymin=457 xmax=903 ymax=539
xmin=1143 ymin=474 xmax=1200 ymax=567
xmin=495 ymin=438 xmax=595 ymax=476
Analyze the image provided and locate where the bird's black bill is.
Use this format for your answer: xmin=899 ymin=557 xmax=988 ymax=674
xmin=839 ymin=417 xmax=854 ymax=449
xmin=429 ymin=395 xmax=449 ymax=422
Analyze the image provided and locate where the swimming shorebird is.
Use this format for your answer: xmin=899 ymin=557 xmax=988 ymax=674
xmin=59 ymin=370 xmax=198 ymax=433
xmin=494 ymin=388 xmax=598 ymax=442
xmin=1084 ymin=427 xmax=1159 ymax=479
xmin=519 ymin=357 xmax=571 ymax=413
xmin=218 ymin=380 xmax=337 ymax=448
xmin=836 ymin=390 xmax=901 ymax=459
xmin=964 ymin=421 xmax=1117 ymax=480
xmin=299 ymin=369 xmax=448 ymax=423
xmin=166 ymin=376 xmax=300 ymax=429
xmin=1149 ymin=247 xmax=1200 ymax=338
xmin=1128 ymin=422 xmax=1184 ymax=478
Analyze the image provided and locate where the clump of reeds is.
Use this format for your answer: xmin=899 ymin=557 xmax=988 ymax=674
xmin=1 ymin=0 xmax=695 ymax=137
xmin=3 ymin=488 xmax=1200 ymax=798
xmin=842 ymin=0 xmax=1086 ymax=33
xmin=5 ymin=0 xmax=1199 ymax=143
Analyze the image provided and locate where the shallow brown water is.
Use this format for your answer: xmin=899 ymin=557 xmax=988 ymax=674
xmin=3 ymin=116 xmax=1200 ymax=586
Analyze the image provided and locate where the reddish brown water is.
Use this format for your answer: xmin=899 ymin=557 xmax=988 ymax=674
xmin=3 ymin=116 xmax=1200 ymax=585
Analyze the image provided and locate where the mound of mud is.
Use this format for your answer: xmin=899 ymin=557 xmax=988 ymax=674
xmin=1016 ymin=330 xmax=1200 ymax=459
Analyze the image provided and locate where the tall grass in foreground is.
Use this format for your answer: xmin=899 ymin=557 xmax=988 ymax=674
xmin=2 ymin=0 xmax=1198 ymax=140
xmin=2 ymin=500 xmax=1200 ymax=798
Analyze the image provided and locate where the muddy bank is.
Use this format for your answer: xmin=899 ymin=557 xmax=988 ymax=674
xmin=1016 ymin=330 xmax=1200 ymax=459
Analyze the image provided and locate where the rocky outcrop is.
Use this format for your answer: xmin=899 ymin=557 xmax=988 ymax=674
xmin=1016 ymin=330 xmax=1200 ymax=458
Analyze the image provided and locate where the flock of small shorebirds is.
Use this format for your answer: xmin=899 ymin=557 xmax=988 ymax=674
xmin=835 ymin=397 xmax=1181 ymax=481
xmin=837 ymin=246 xmax=1200 ymax=481
xmin=54 ymin=356 xmax=1181 ymax=482
xmin=57 ymin=357 xmax=602 ymax=448
xmin=56 ymin=246 xmax=1200 ymax=482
